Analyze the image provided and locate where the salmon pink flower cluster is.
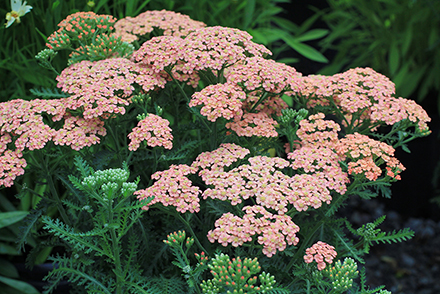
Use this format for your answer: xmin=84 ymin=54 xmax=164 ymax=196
xmin=304 ymin=241 xmax=337 ymax=270
xmin=134 ymin=164 xmax=201 ymax=213
xmin=207 ymin=205 xmax=300 ymax=257
xmin=189 ymin=83 xmax=245 ymax=122
xmin=133 ymin=26 xmax=272 ymax=79
xmin=299 ymin=68 xmax=430 ymax=132
xmin=336 ymin=133 xmax=405 ymax=181
xmin=128 ymin=114 xmax=173 ymax=151
xmin=113 ymin=10 xmax=206 ymax=42
xmin=225 ymin=57 xmax=303 ymax=95
xmin=56 ymin=58 xmax=167 ymax=119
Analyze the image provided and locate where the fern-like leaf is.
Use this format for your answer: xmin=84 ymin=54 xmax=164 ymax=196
xmin=73 ymin=156 xmax=94 ymax=178
xmin=41 ymin=216 xmax=107 ymax=256
xmin=44 ymin=255 xmax=112 ymax=294
xmin=371 ymin=227 xmax=414 ymax=244
xmin=16 ymin=198 xmax=50 ymax=251
xmin=30 ymin=87 xmax=70 ymax=98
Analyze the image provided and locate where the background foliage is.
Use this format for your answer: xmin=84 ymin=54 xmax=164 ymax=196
xmin=317 ymin=0 xmax=440 ymax=111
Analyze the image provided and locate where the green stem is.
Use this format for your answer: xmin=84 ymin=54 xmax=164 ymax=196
xmin=46 ymin=172 xmax=71 ymax=227
xmin=108 ymin=200 xmax=123 ymax=294
xmin=285 ymin=221 xmax=325 ymax=272
xmin=175 ymin=212 xmax=207 ymax=254
xmin=249 ymin=91 xmax=270 ymax=113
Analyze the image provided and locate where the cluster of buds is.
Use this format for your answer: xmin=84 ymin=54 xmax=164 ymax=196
xmin=163 ymin=230 xmax=195 ymax=250
xmin=163 ymin=230 xmax=187 ymax=247
xmin=322 ymin=257 xmax=359 ymax=291
xmin=200 ymin=253 xmax=276 ymax=294
xmin=44 ymin=11 xmax=132 ymax=64
xmin=194 ymin=251 xmax=209 ymax=266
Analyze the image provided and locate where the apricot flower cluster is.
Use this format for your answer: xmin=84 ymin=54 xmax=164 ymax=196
xmin=207 ymin=205 xmax=300 ymax=257
xmin=300 ymin=68 xmax=431 ymax=132
xmin=113 ymin=10 xmax=206 ymax=42
xmin=304 ymin=241 xmax=337 ymax=270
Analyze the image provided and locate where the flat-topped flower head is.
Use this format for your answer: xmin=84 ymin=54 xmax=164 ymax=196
xmin=189 ymin=83 xmax=245 ymax=122
xmin=128 ymin=114 xmax=173 ymax=151
xmin=45 ymin=11 xmax=135 ymax=63
xmin=113 ymin=10 xmax=206 ymax=42
xmin=370 ymin=96 xmax=431 ymax=133
xmin=191 ymin=143 xmax=250 ymax=170
xmin=56 ymin=58 xmax=167 ymax=119
xmin=133 ymin=36 xmax=186 ymax=72
xmin=47 ymin=11 xmax=117 ymax=50
xmin=225 ymin=112 xmax=278 ymax=138
xmin=336 ymin=133 xmax=405 ymax=181
xmin=0 ymin=150 xmax=26 ymax=187
xmin=207 ymin=205 xmax=300 ymax=257
xmin=198 ymin=152 xmax=338 ymax=213
xmin=134 ymin=164 xmax=201 ymax=213
xmin=134 ymin=26 xmax=272 ymax=78
xmin=180 ymin=26 xmax=272 ymax=71
xmin=299 ymin=68 xmax=395 ymax=117
xmin=225 ymin=57 xmax=303 ymax=95
xmin=52 ymin=116 xmax=106 ymax=151
xmin=304 ymin=241 xmax=337 ymax=270
xmin=288 ymin=145 xmax=349 ymax=195
xmin=296 ymin=113 xmax=341 ymax=148
xmin=0 ymin=99 xmax=61 ymax=152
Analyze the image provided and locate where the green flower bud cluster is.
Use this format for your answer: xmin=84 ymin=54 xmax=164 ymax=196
xmin=80 ymin=168 xmax=136 ymax=198
xmin=279 ymin=108 xmax=309 ymax=124
xmin=164 ymin=230 xmax=187 ymax=247
xmin=357 ymin=222 xmax=381 ymax=240
xmin=35 ymin=49 xmax=58 ymax=70
xmin=322 ymin=257 xmax=358 ymax=292
xmin=132 ymin=94 xmax=151 ymax=106
xmin=200 ymin=253 xmax=276 ymax=294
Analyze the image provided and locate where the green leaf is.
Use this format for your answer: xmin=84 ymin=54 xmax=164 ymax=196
xmin=0 ymin=243 xmax=20 ymax=255
xmin=272 ymin=17 xmax=299 ymax=33
xmin=0 ymin=276 xmax=40 ymax=294
xmin=0 ymin=211 xmax=28 ymax=229
xmin=243 ymin=0 xmax=256 ymax=30
xmin=295 ymin=29 xmax=329 ymax=42
xmin=51 ymin=0 xmax=60 ymax=11
xmin=401 ymin=26 xmax=413 ymax=56
xmin=389 ymin=41 xmax=400 ymax=76
xmin=281 ymin=36 xmax=328 ymax=63
xmin=281 ymin=94 xmax=293 ymax=107
xmin=276 ymin=57 xmax=299 ymax=65
xmin=0 ymin=258 xmax=19 ymax=278
xmin=397 ymin=65 xmax=428 ymax=98
xmin=247 ymin=29 xmax=269 ymax=45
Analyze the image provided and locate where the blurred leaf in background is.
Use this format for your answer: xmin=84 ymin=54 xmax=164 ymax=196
xmin=317 ymin=0 xmax=440 ymax=112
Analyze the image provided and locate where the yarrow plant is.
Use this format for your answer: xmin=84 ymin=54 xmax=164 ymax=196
xmin=2 ymin=8 xmax=431 ymax=294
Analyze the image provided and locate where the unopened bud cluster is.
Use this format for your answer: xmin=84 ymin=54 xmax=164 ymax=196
xmin=80 ymin=168 xmax=136 ymax=198
xmin=163 ymin=230 xmax=187 ymax=247
xmin=279 ymin=108 xmax=309 ymax=124
xmin=35 ymin=49 xmax=58 ymax=70
xmin=200 ymin=253 xmax=276 ymax=294
xmin=322 ymin=257 xmax=359 ymax=291
xmin=44 ymin=11 xmax=133 ymax=64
